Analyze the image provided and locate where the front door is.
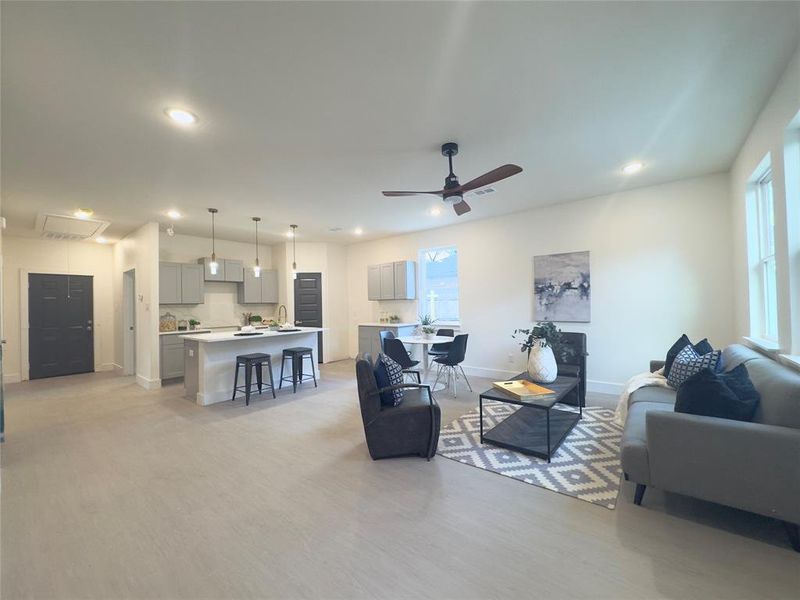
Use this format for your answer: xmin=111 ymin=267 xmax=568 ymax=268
xmin=29 ymin=274 xmax=94 ymax=379
xmin=294 ymin=272 xmax=323 ymax=362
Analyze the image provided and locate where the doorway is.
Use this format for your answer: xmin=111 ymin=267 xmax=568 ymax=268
xmin=123 ymin=269 xmax=136 ymax=376
xmin=294 ymin=272 xmax=323 ymax=363
xmin=28 ymin=274 xmax=94 ymax=379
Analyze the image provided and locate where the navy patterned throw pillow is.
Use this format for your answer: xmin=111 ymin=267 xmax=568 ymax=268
xmin=374 ymin=354 xmax=405 ymax=407
xmin=667 ymin=345 xmax=722 ymax=389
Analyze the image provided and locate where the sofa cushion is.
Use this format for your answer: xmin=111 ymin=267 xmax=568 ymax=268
xmin=628 ymin=385 xmax=676 ymax=407
xmin=675 ymin=365 xmax=760 ymax=422
xmin=667 ymin=345 xmax=722 ymax=388
xmin=620 ymin=401 xmax=674 ymax=485
xmin=743 ymin=355 xmax=800 ymax=428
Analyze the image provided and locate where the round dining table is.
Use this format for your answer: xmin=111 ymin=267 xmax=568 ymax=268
xmin=396 ymin=334 xmax=455 ymax=378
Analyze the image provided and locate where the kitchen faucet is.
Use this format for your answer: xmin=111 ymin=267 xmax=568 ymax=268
xmin=277 ymin=304 xmax=288 ymax=324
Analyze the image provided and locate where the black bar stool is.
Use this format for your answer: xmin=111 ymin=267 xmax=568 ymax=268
xmin=279 ymin=347 xmax=317 ymax=393
xmin=232 ymin=353 xmax=275 ymax=406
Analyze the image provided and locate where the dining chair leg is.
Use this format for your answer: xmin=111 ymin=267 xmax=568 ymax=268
xmin=459 ymin=365 xmax=473 ymax=392
xmin=433 ymin=364 xmax=443 ymax=391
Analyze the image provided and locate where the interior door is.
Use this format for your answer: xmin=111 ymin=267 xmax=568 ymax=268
xmin=29 ymin=274 xmax=94 ymax=379
xmin=294 ymin=272 xmax=323 ymax=362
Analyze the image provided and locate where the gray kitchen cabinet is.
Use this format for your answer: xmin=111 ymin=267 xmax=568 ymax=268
xmin=238 ymin=268 xmax=278 ymax=304
xmin=199 ymin=257 xmax=225 ymax=281
xmin=159 ymin=262 xmax=182 ymax=304
xmin=160 ymin=262 xmax=205 ymax=304
xmin=379 ymin=263 xmax=395 ymax=300
xmin=366 ymin=260 xmax=416 ymax=301
xmin=358 ymin=324 xmax=417 ymax=357
xmin=367 ymin=265 xmax=381 ymax=301
xmin=160 ymin=335 xmax=186 ymax=380
xmin=180 ymin=264 xmax=204 ymax=304
xmin=393 ymin=261 xmax=416 ymax=300
xmin=260 ymin=269 xmax=279 ymax=303
xmin=224 ymin=259 xmax=244 ymax=283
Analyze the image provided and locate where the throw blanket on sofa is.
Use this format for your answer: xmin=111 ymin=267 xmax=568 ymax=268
xmin=613 ymin=368 xmax=670 ymax=427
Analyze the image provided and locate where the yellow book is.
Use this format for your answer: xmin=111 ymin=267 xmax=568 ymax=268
xmin=492 ymin=380 xmax=556 ymax=399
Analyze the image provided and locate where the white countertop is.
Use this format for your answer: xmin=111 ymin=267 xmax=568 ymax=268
xmin=159 ymin=329 xmax=212 ymax=336
xmin=182 ymin=327 xmax=324 ymax=343
xmin=358 ymin=322 xmax=419 ymax=327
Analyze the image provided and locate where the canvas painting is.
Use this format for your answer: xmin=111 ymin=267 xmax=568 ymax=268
xmin=534 ymin=251 xmax=591 ymax=322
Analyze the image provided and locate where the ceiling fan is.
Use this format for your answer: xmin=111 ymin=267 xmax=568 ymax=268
xmin=382 ymin=142 xmax=522 ymax=216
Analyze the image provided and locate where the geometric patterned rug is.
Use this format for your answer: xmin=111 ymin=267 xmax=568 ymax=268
xmin=437 ymin=402 xmax=624 ymax=509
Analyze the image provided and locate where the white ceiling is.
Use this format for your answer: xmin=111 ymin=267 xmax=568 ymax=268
xmin=2 ymin=1 xmax=798 ymax=244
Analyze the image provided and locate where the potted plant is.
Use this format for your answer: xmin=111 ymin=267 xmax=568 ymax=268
xmin=389 ymin=314 xmax=401 ymax=324
xmin=418 ymin=314 xmax=437 ymax=339
xmin=249 ymin=315 xmax=263 ymax=325
xmin=188 ymin=318 xmax=201 ymax=331
xmin=513 ymin=322 xmax=573 ymax=383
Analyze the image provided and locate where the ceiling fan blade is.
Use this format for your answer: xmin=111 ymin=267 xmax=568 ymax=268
xmin=453 ymin=199 xmax=471 ymax=216
xmin=454 ymin=164 xmax=523 ymax=194
xmin=382 ymin=190 xmax=444 ymax=197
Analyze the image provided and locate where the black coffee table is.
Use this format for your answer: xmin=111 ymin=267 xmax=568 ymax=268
xmin=479 ymin=373 xmax=581 ymax=462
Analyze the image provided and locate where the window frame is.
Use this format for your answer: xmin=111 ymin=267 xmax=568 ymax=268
xmin=417 ymin=245 xmax=461 ymax=326
xmin=754 ymin=168 xmax=779 ymax=342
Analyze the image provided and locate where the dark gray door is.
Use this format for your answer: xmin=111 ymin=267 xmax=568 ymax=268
xmin=294 ymin=272 xmax=322 ymax=362
xmin=29 ymin=274 xmax=94 ymax=379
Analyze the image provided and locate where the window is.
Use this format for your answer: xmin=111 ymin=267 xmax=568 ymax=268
xmin=418 ymin=246 xmax=459 ymax=323
xmin=755 ymin=169 xmax=778 ymax=341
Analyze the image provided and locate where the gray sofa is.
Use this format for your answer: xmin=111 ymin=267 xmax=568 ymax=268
xmin=620 ymin=344 xmax=800 ymax=551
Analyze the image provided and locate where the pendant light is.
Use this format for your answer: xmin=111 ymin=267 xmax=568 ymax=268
xmin=207 ymin=208 xmax=219 ymax=275
xmin=290 ymin=224 xmax=298 ymax=280
xmin=252 ymin=217 xmax=261 ymax=278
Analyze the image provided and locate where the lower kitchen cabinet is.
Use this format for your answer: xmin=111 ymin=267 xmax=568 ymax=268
xmin=358 ymin=324 xmax=417 ymax=358
xmin=160 ymin=335 xmax=186 ymax=380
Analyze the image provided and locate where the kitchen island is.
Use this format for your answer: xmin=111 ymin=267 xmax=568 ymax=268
xmin=182 ymin=327 xmax=324 ymax=405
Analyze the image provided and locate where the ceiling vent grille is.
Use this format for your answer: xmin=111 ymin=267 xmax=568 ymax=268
xmin=35 ymin=213 xmax=110 ymax=241
xmin=468 ymin=187 xmax=496 ymax=197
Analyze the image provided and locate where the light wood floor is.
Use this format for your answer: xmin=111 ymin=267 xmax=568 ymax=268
xmin=2 ymin=361 xmax=798 ymax=599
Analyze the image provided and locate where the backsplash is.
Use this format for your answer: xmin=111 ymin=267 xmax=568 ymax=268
xmin=160 ymin=282 xmax=278 ymax=329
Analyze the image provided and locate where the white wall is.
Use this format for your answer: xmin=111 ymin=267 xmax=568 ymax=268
xmin=274 ymin=241 xmax=350 ymax=363
xmin=113 ymin=222 xmax=160 ymax=389
xmin=1 ymin=236 xmax=116 ymax=383
xmin=159 ymin=232 xmax=278 ymax=327
xmin=346 ymin=174 xmax=735 ymax=390
xmin=730 ymin=45 xmax=800 ymax=355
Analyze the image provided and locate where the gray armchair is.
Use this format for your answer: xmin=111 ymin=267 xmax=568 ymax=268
xmin=356 ymin=355 xmax=441 ymax=460
xmin=621 ymin=344 xmax=800 ymax=551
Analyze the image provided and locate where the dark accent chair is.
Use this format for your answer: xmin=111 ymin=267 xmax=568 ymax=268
xmin=556 ymin=332 xmax=587 ymax=407
xmin=428 ymin=328 xmax=454 ymax=358
xmin=379 ymin=330 xmax=395 ymax=353
xmin=433 ymin=334 xmax=472 ymax=396
xmin=355 ymin=355 xmax=441 ymax=460
xmin=384 ymin=338 xmax=422 ymax=383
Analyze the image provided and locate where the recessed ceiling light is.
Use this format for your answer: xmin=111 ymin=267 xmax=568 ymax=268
xmin=430 ymin=206 xmax=442 ymax=216
xmin=167 ymin=209 xmax=182 ymax=220
xmin=354 ymin=227 xmax=363 ymax=235
xmin=622 ymin=161 xmax=644 ymax=175
xmin=74 ymin=208 xmax=94 ymax=220
xmin=96 ymin=236 xmax=108 ymax=244
xmin=164 ymin=108 xmax=198 ymax=126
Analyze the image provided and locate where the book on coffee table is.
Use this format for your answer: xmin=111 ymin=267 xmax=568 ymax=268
xmin=491 ymin=379 xmax=556 ymax=400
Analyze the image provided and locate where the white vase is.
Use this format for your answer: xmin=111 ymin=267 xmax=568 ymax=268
xmin=527 ymin=341 xmax=558 ymax=383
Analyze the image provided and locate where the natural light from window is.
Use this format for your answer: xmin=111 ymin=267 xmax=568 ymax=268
xmin=755 ymin=169 xmax=779 ymax=341
xmin=418 ymin=246 xmax=460 ymax=324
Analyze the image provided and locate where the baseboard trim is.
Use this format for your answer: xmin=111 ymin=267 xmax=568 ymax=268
xmin=587 ymin=379 xmax=624 ymax=395
xmin=96 ymin=363 xmax=115 ymax=372
xmin=3 ymin=373 xmax=21 ymax=385
xmin=460 ymin=364 xmax=518 ymax=379
xmin=136 ymin=375 xmax=161 ymax=390
xmin=111 ymin=363 xmax=125 ymax=374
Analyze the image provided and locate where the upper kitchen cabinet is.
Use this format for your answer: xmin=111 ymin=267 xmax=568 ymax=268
xmin=238 ymin=268 xmax=278 ymax=304
xmin=198 ymin=257 xmax=244 ymax=282
xmin=159 ymin=262 xmax=205 ymax=304
xmin=367 ymin=265 xmax=381 ymax=301
xmin=367 ymin=261 xmax=416 ymax=301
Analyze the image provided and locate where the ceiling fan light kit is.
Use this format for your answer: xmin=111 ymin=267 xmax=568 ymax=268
xmin=381 ymin=142 xmax=522 ymax=216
